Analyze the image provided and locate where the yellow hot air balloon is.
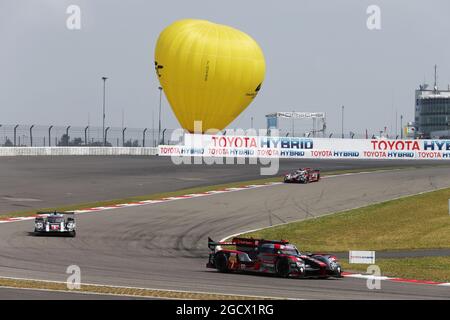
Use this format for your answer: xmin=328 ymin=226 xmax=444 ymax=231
xmin=154 ymin=19 xmax=265 ymax=133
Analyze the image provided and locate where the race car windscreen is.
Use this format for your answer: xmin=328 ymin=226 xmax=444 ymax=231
xmin=278 ymin=248 xmax=299 ymax=256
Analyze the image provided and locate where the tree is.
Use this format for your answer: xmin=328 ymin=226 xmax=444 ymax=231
xmin=124 ymin=139 xmax=139 ymax=147
xmin=58 ymin=134 xmax=69 ymax=146
xmin=3 ymin=138 xmax=13 ymax=147
xmin=71 ymin=137 xmax=83 ymax=146
xmin=57 ymin=135 xmax=84 ymax=146
xmin=89 ymin=141 xmax=112 ymax=147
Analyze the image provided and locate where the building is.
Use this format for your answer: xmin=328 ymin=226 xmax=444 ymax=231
xmin=404 ymin=122 xmax=416 ymax=139
xmin=414 ymin=83 xmax=450 ymax=139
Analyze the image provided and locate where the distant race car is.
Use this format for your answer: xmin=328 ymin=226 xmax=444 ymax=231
xmin=207 ymin=237 xmax=342 ymax=279
xmin=284 ymin=168 xmax=320 ymax=183
xmin=34 ymin=212 xmax=76 ymax=237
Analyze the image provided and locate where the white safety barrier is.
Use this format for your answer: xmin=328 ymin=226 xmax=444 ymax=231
xmin=349 ymin=250 xmax=376 ymax=264
xmin=159 ymin=134 xmax=450 ymax=160
xmin=0 ymin=147 xmax=158 ymax=156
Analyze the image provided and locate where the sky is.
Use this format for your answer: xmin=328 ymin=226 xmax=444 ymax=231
xmin=1 ymin=0 xmax=450 ymax=136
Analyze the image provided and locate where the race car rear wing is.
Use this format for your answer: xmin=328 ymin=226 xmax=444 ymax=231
xmin=35 ymin=211 xmax=75 ymax=220
xmin=207 ymin=237 xmax=289 ymax=251
xmin=232 ymin=237 xmax=289 ymax=246
xmin=36 ymin=211 xmax=75 ymax=215
xmin=208 ymin=237 xmax=234 ymax=250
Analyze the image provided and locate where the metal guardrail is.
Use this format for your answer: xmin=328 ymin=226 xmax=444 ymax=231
xmin=0 ymin=125 xmax=178 ymax=147
xmin=0 ymin=124 xmax=409 ymax=147
xmin=0 ymin=147 xmax=158 ymax=156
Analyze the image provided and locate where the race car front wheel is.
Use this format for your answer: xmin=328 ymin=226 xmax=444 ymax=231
xmin=215 ymin=253 xmax=229 ymax=273
xmin=334 ymin=266 xmax=343 ymax=278
xmin=275 ymin=258 xmax=290 ymax=278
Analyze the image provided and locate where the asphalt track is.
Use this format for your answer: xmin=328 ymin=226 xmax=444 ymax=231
xmin=1 ymin=166 xmax=450 ymax=299
xmin=0 ymin=156 xmax=448 ymax=214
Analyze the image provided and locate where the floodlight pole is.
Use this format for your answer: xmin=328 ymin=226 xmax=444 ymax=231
xmin=158 ymin=86 xmax=163 ymax=145
xmin=400 ymin=115 xmax=403 ymax=139
xmin=102 ymin=77 xmax=108 ymax=146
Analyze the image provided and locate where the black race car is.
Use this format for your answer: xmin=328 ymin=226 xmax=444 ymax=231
xmin=207 ymin=237 xmax=342 ymax=279
xmin=284 ymin=168 xmax=320 ymax=183
xmin=34 ymin=212 xmax=76 ymax=237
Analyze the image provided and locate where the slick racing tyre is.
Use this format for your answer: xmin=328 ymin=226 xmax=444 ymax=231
xmin=275 ymin=258 xmax=290 ymax=278
xmin=215 ymin=253 xmax=229 ymax=273
xmin=68 ymin=231 xmax=76 ymax=238
xmin=334 ymin=265 xmax=342 ymax=278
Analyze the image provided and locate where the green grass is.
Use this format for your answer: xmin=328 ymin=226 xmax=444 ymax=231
xmin=244 ymin=187 xmax=450 ymax=251
xmin=242 ymin=186 xmax=450 ymax=282
xmin=341 ymin=257 xmax=450 ymax=282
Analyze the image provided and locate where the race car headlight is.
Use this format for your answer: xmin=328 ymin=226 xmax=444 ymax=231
xmin=296 ymin=261 xmax=305 ymax=268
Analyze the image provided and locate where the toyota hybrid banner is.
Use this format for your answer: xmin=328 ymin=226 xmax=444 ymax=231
xmin=158 ymin=134 xmax=450 ymax=160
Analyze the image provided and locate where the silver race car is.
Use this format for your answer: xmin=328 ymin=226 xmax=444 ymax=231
xmin=284 ymin=168 xmax=321 ymax=184
xmin=34 ymin=212 xmax=76 ymax=237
